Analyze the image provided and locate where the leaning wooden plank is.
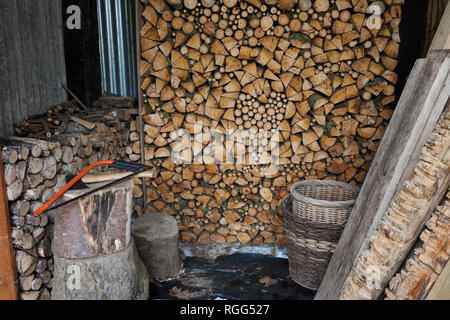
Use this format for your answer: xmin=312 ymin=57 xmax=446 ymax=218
xmin=316 ymin=53 xmax=450 ymax=300
xmin=342 ymin=108 xmax=449 ymax=299
xmin=0 ymin=157 xmax=19 ymax=300
xmin=426 ymin=260 xmax=450 ymax=300
xmin=428 ymin=2 xmax=450 ymax=55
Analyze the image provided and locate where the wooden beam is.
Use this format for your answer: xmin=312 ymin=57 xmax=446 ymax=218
xmin=0 ymin=154 xmax=19 ymax=300
xmin=426 ymin=260 xmax=450 ymax=300
xmin=428 ymin=1 xmax=450 ymax=55
xmin=135 ymin=0 xmax=147 ymax=213
xmin=316 ymin=53 xmax=450 ymax=300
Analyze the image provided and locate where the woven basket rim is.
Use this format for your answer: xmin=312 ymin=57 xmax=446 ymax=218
xmin=290 ymin=180 xmax=360 ymax=208
xmin=282 ymin=195 xmax=348 ymax=229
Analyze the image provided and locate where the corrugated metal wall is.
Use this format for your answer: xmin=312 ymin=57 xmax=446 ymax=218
xmin=97 ymin=0 xmax=137 ymax=97
xmin=0 ymin=0 xmax=67 ymax=137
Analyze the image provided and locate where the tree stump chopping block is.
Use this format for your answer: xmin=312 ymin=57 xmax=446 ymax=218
xmin=52 ymin=179 xmax=134 ymax=259
xmin=132 ymin=212 xmax=181 ymax=281
xmin=52 ymin=239 xmax=149 ymax=300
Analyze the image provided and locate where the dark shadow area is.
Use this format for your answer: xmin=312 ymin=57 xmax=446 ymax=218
xmin=150 ymin=253 xmax=316 ymax=300
xmin=62 ymin=0 xmax=102 ymax=106
xmin=395 ymin=0 xmax=428 ymax=103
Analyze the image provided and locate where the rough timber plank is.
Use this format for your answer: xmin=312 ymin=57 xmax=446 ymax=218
xmin=135 ymin=0 xmax=147 ymax=211
xmin=343 ymin=109 xmax=449 ymax=300
xmin=428 ymin=2 xmax=450 ymax=55
xmin=0 ymin=158 xmax=19 ymax=300
xmin=426 ymin=260 xmax=450 ymax=300
xmin=316 ymin=53 xmax=450 ymax=300
xmin=0 ymin=0 xmax=66 ymax=136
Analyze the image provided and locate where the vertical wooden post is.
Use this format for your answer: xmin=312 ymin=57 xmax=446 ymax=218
xmin=135 ymin=0 xmax=147 ymax=213
xmin=0 ymin=157 xmax=19 ymax=300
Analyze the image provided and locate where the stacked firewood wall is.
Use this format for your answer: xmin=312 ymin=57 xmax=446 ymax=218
xmin=2 ymin=94 xmax=140 ymax=300
xmin=138 ymin=0 xmax=404 ymax=245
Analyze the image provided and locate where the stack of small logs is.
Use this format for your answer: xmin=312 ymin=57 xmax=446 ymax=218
xmin=138 ymin=0 xmax=403 ymax=245
xmin=13 ymin=101 xmax=82 ymax=138
xmin=14 ymin=93 xmax=146 ymax=214
xmin=2 ymin=94 xmax=141 ymax=300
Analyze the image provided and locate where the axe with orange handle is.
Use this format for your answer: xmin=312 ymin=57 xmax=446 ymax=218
xmin=33 ymin=160 xmax=150 ymax=217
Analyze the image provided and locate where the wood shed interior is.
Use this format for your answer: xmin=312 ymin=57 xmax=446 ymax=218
xmin=0 ymin=0 xmax=448 ymax=301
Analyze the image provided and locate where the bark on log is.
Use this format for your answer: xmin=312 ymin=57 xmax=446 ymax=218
xmin=52 ymin=239 xmax=149 ymax=300
xmin=52 ymin=179 xmax=134 ymax=259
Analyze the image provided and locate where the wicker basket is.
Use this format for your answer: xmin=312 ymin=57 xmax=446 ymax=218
xmin=282 ymin=180 xmax=359 ymax=290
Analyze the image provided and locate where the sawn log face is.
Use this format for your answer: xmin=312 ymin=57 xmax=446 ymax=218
xmin=52 ymin=180 xmax=134 ymax=259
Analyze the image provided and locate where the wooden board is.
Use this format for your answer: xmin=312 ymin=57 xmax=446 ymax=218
xmin=0 ymin=0 xmax=67 ymax=137
xmin=316 ymin=53 xmax=450 ymax=300
xmin=428 ymin=2 xmax=450 ymax=55
xmin=426 ymin=260 xmax=450 ymax=300
xmin=135 ymin=0 xmax=148 ymax=211
xmin=0 ymin=157 xmax=19 ymax=300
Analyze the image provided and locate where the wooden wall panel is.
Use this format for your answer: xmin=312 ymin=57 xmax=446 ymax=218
xmin=0 ymin=0 xmax=67 ymax=137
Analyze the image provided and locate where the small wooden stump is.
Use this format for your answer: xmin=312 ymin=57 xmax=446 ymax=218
xmin=52 ymin=179 xmax=134 ymax=259
xmin=52 ymin=239 xmax=149 ymax=300
xmin=132 ymin=212 xmax=181 ymax=281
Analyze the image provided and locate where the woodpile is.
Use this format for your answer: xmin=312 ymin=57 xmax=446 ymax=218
xmin=2 ymin=137 xmax=64 ymax=300
xmin=340 ymin=107 xmax=450 ymax=300
xmin=138 ymin=0 xmax=404 ymax=245
xmin=385 ymin=190 xmax=449 ymax=300
xmin=2 ymin=93 xmax=141 ymax=300
xmin=13 ymin=93 xmax=146 ymax=214
xmin=13 ymin=101 xmax=81 ymax=138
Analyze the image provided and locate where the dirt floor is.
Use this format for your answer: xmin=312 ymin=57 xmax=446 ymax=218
xmin=149 ymin=253 xmax=316 ymax=300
